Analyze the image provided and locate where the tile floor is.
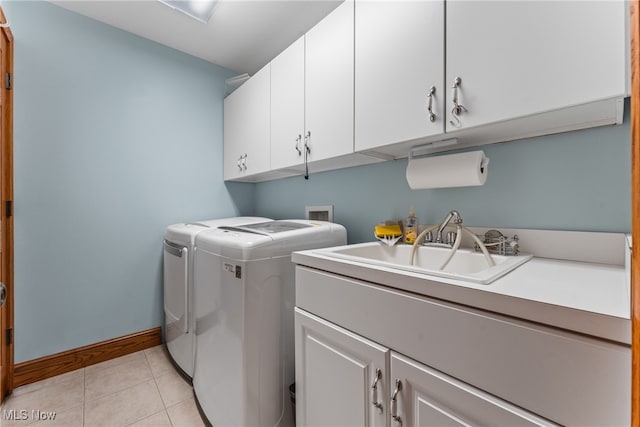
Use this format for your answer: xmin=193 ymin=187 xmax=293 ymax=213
xmin=0 ymin=345 xmax=206 ymax=427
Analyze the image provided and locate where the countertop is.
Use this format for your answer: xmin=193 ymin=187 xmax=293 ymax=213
xmin=292 ymin=245 xmax=631 ymax=344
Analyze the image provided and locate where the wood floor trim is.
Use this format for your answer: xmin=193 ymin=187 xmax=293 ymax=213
xmin=12 ymin=327 xmax=162 ymax=388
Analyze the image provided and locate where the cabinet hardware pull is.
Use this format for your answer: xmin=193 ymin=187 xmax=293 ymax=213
xmin=427 ymin=86 xmax=437 ymax=122
xmin=371 ymin=368 xmax=383 ymax=412
xmin=449 ymin=77 xmax=467 ymax=128
xmin=391 ymin=379 xmax=402 ymax=425
xmin=241 ymin=153 xmax=247 ymax=171
xmin=304 ymin=131 xmax=311 ymax=153
xmin=304 ymin=131 xmax=311 ymax=180
xmin=295 ymin=134 xmax=302 ymax=156
xmin=237 ymin=156 xmax=243 ymax=171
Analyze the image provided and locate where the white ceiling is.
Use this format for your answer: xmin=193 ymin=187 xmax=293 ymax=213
xmin=50 ymin=0 xmax=343 ymax=76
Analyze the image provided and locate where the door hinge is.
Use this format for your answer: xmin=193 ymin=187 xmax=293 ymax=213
xmin=5 ymin=72 xmax=11 ymax=90
xmin=5 ymin=200 xmax=11 ymax=218
xmin=6 ymin=327 xmax=12 ymax=346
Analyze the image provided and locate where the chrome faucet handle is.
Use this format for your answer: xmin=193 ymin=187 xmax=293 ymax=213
xmin=446 ymin=231 xmax=457 ymax=246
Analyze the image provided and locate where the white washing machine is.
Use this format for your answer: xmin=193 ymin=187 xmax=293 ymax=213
xmin=193 ymin=220 xmax=347 ymax=427
xmin=163 ymin=216 xmax=270 ymax=379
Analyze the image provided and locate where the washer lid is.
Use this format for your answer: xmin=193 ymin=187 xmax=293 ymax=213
xmin=195 ymin=220 xmax=347 ymax=261
xmin=165 ymin=222 xmax=212 ymax=247
xmin=164 ymin=217 xmax=271 ymax=247
xmin=218 ymin=221 xmax=312 ymax=235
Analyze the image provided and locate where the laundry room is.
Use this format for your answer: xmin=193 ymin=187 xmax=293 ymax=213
xmin=0 ymin=0 xmax=637 ymax=426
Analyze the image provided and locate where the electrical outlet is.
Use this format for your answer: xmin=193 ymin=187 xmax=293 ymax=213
xmin=305 ymin=205 xmax=333 ymax=222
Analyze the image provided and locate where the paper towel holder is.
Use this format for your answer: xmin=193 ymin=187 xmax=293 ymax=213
xmin=408 ymin=138 xmax=459 ymax=161
xmin=408 ymin=139 xmax=489 ymax=172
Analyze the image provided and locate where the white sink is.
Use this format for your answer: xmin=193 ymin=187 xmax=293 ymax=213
xmin=317 ymin=242 xmax=533 ymax=284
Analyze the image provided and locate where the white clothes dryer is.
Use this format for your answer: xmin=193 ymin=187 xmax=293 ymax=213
xmin=193 ymin=220 xmax=347 ymax=427
xmin=163 ymin=216 xmax=270 ymax=379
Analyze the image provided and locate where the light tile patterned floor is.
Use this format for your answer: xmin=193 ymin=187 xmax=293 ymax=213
xmin=0 ymin=345 xmax=205 ymax=427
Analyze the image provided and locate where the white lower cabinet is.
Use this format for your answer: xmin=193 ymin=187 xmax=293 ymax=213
xmin=390 ymin=353 xmax=554 ymax=426
xmin=294 ymin=266 xmax=630 ymax=426
xmin=295 ymin=308 xmax=555 ymax=427
xmin=295 ymin=308 xmax=387 ymax=427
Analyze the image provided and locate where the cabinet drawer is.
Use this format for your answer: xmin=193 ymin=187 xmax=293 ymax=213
xmin=296 ymin=266 xmax=630 ymax=426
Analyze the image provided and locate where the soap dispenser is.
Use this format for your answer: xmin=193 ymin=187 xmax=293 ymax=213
xmin=404 ymin=206 xmax=418 ymax=244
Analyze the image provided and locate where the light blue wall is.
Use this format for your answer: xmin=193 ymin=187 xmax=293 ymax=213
xmin=5 ymin=1 xmax=254 ymax=362
xmin=3 ymin=0 xmax=632 ymax=364
xmin=256 ymin=103 xmax=631 ymax=243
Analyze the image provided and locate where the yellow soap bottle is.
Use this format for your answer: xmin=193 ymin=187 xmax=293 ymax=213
xmin=404 ymin=206 xmax=418 ymax=244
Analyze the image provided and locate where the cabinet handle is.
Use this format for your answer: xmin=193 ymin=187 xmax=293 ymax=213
xmin=295 ymin=134 xmax=302 ymax=156
xmin=237 ymin=156 xmax=243 ymax=171
xmin=241 ymin=153 xmax=247 ymax=171
xmin=390 ymin=379 xmax=402 ymax=425
xmin=304 ymin=131 xmax=311 ymax=180
xmin=427 ymin=86 xmax=437 ymax=122
xmin=304 ymin=131 xmax=311 ymax=154
xmin=371 ymin=368 xmax=383 ymax=412
xmin=449 ymin=77 xmax=467 ymax=128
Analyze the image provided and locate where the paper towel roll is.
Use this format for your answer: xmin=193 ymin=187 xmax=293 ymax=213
xmin=406 ymin=150 xmax=489 ymax=189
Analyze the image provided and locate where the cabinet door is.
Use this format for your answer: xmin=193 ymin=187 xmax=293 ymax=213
xmin=445 ymin=1 xmax=627 ymax=132
xmin=390 ymin=352 xmax=556 ymax=426
xmin=223 ymin=64 xmax=271 ymax=180
xmin=271 ymin=36 xmax=305 ymax=170
xmin=305 ymin=0 xmax=354 ymax=163
xmin=295 ymin=308 xmax=388 ymax=427
xmin=355 ymin=0 xmax=445 ymax=152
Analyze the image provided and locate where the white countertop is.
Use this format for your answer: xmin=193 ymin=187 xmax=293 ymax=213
xmin=487 ymin=257 xmax=628 ymax=318
xmin=292 ymin=246 xmax=631 ymax=344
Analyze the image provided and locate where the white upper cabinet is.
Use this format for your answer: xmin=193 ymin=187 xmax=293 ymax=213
xmin=304 ymin=0 xmax=355 ymax=162
xmin=445 ymin=0 xmax=628 ymax=132
xmin=270 ymin=36 xmax=305 ymax=171
xmin=225 ymin=0 xmax=629 ymax=181
xmin=223 ymin=64 xmax=270 ymax=181
xmin=355 ymin=0 xmax=445 ymax=152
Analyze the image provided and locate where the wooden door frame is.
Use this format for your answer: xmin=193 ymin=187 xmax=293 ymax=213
xmin=632 ymin=0 xmax=640 ymax=425
xmin=0 ymin=4 xmax=13 ymax=402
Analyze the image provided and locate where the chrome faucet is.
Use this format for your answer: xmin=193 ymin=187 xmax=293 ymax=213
xmin=435 ymin=210 xmax=463 ymax=244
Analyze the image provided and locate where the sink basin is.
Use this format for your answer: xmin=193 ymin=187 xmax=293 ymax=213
xmin=316 ymin=242 xmax=533 ymax=284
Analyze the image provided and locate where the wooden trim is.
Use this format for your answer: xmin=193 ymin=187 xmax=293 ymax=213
xmin=0 ymin=3 xmax=13 ymax=401
xmin=632 ymin=0 xmax=640 ymax=425
xmin=0 ymin=5 xmax=12 ymax=42
xmin=13 ymin=327 xmax=162 ymax=388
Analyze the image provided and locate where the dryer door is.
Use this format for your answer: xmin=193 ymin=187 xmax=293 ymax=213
xmin=164 ymin=240 xmax=189 ymax=337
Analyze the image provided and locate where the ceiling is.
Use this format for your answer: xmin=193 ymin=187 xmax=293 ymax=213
xmin=50 ymin=0 xmax=343 ymax=76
